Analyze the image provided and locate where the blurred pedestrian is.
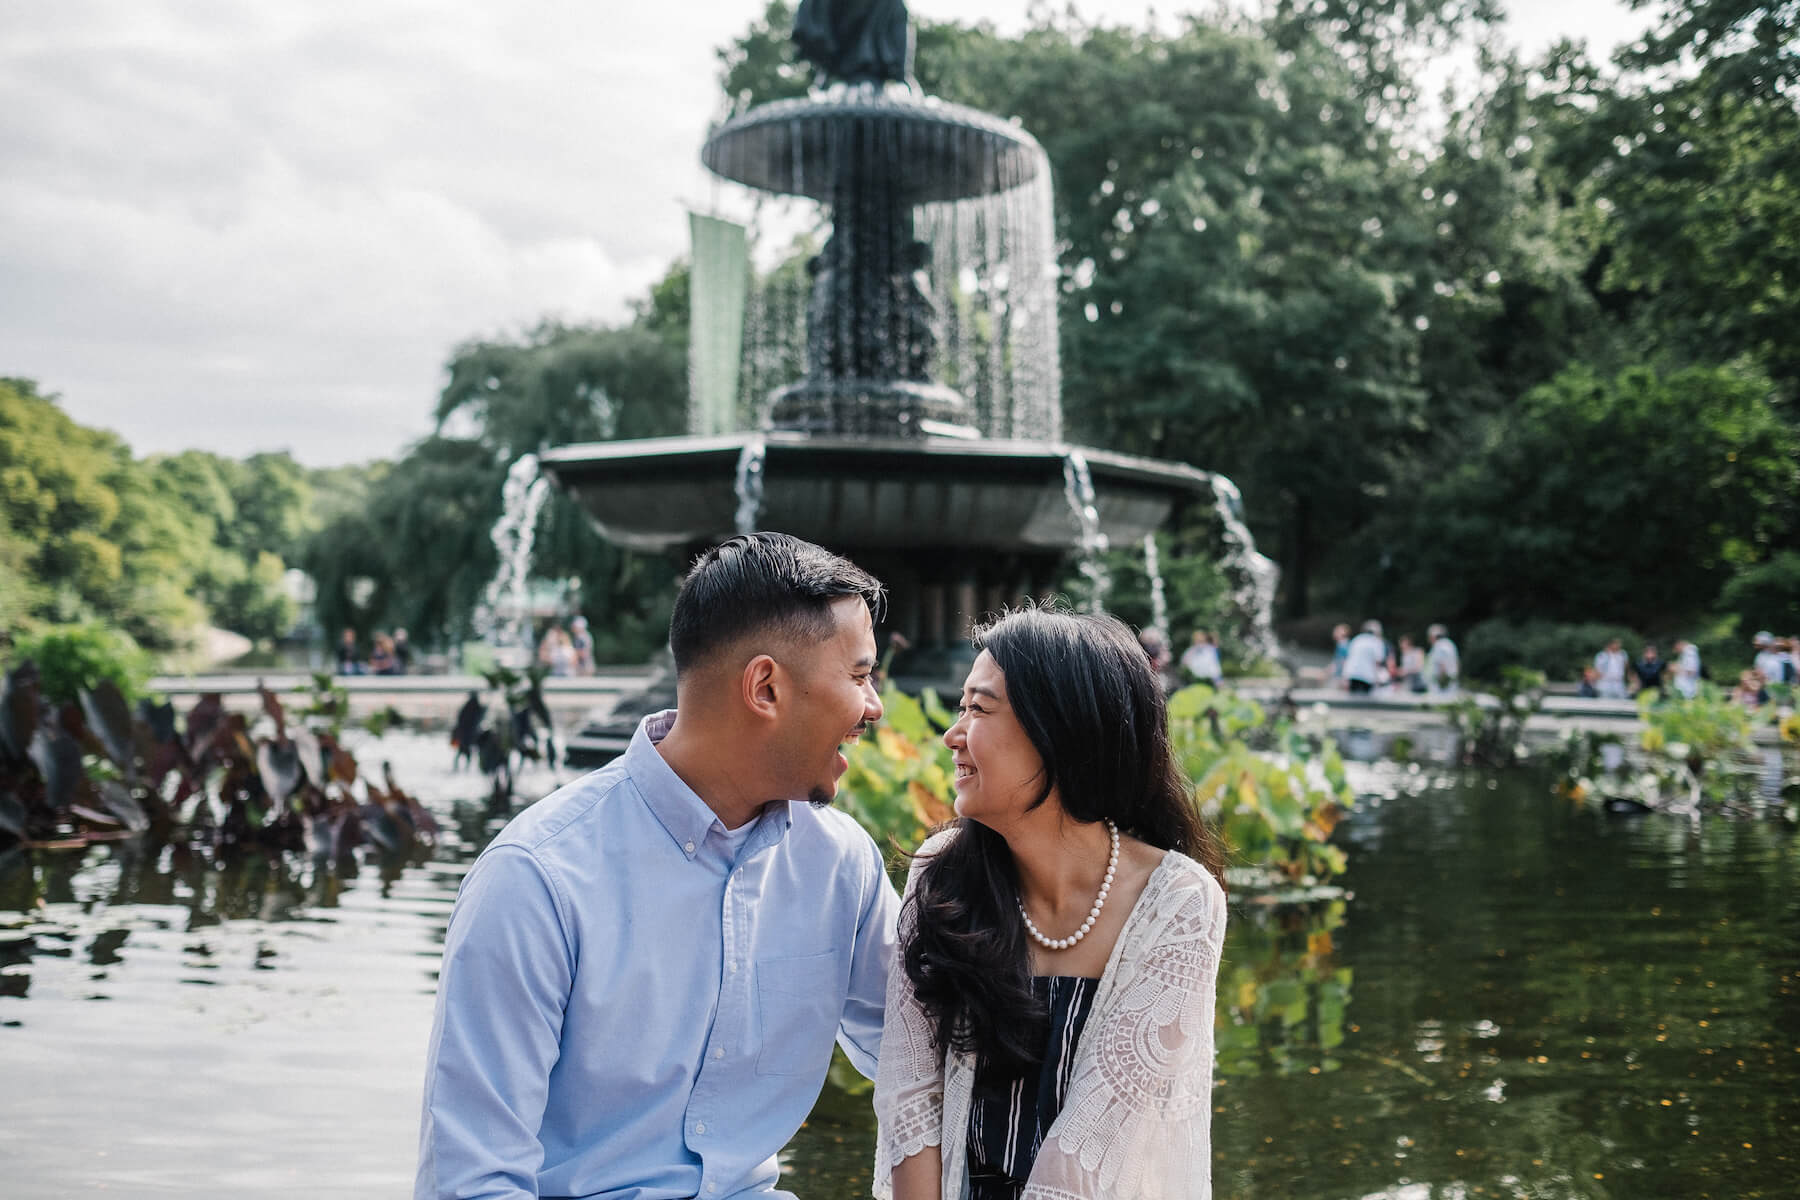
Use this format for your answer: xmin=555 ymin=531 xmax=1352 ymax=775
xmin=393 ymin=628 xmax=413 ymax=675
xmin=1329 ymin=623 xmax=1352 ymax=689
xmin=1752 ymin=632 xmax=1789 ymax=686
xmin=1425 ymin=624 xmax=1460 ymax=695
xmin=1396 ymin=634 xmax=1425 ymax=693
xmin=1343 ymin=620 xmax=1386 ymax=696
xmin=568 ymin=616 xmax=595 ymax=676
xmin=1181 ymin=630 xmax=1223 ymax=688
xmin=1576 ymin=666 xmax=1602 ymax=698
xmin=370 ymin=632 xmax=400 ymax=676
xmin=538 ymin=625 xmax=576 ymax=677
xmin=1594 ymin=639 xmax=1629 ymax=699
xmin=336 ymin=627 xmax=364 ymax=676
xmin=1672 ymin=638 xmax=1701 ymax=699
xmin=1630 ymin=643 xmax=1666 ymax=697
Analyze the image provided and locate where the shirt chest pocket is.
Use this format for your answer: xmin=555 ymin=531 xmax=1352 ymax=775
xmin=754 ymin=949 xmax=842 ymax=1077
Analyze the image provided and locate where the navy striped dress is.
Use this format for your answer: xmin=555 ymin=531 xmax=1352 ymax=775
xmin=966 ymin=975 xmax=1100 ymax=1200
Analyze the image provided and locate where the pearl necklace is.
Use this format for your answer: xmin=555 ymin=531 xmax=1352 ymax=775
xmin=1019 ymin=821 xmax=1119 ymax=951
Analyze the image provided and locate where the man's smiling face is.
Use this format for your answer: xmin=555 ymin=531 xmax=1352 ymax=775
xmin=774 ymin=595 xmax=883 ymax=806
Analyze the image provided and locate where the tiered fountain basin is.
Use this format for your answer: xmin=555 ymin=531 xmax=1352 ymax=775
xmin=539 ymin=432 xmax=1205 ymax=555
xmin=541 ymin=432 xmax=1208 ymax=754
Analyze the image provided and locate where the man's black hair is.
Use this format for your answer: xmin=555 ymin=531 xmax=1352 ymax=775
xmin=668 ymin=532 xmax=885 ymax=676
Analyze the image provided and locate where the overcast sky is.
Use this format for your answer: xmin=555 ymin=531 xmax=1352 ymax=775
xmin=2 ymin=0 xmax=1648 ymax=467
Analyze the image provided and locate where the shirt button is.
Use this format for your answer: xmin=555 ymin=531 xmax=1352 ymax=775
xmin=712 ymin=1047 xmax=725 ymax=1059
xmin=728 ymin=961 xmax=738 ymax=973
xmin=683 ymin=840 xmax=696 ymax=854
xmin=707 ymin=1186 xmax=718 ymax=1195
xmin=694 ymin=1122 xmax=706 ymax=1134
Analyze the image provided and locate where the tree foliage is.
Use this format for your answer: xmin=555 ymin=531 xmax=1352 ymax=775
xmin=302 ymin=314 xmax=687 ymax=659
xmin=1391 ymin=364 xmax=1799 ymax=628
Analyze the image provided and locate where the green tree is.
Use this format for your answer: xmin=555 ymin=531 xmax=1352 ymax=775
xmin=719 ymin=11 xmax=1449 ymax=616
xmin=302 ymin=316 xmax=687 ymax=655
xmin=1392 ymin=363 xmax=1800 ymax=629
xmin=0 ymin=378 xmax=207 ymax=647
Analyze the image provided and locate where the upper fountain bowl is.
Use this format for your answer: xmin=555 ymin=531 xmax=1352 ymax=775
xmin=702 ymin=84 xmax=1047 ymax=205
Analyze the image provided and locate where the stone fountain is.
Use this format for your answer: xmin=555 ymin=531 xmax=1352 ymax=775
xmin=543 ymin=0 xmax=1233 ymax=764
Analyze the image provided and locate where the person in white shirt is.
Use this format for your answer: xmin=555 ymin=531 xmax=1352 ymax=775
xmin=1672 ymin=638 xmax=1702 ymax=699
xmin=1425 ymin=624 xmax=1460 ymax=696
xmin=1594 ymin=639 xmax=1629 ymax=699
xmin=1342 ymin=620 xmax=1387 ymax=695
xmin=1752 ymin=632 xmax=1789 ymax=687
xmin=1180 ymin=630 xmax=1223 ymax=687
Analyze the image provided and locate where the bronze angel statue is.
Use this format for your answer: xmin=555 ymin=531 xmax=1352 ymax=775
xmin=792 ymin=0 xmax=914 ymax=84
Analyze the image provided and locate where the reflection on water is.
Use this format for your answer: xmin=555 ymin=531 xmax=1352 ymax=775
xmin=783 ymin=764 xmax=1800 ymax=1200
xmin=3 ymin=735 xmax=1796 ymax=1199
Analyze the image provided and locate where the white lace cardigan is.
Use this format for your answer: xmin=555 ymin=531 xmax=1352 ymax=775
xmin=872 ymin=832 xmax=1227 ymax=1200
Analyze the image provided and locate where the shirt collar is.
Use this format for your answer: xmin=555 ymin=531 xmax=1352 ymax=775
xmin=625 ymin=709 xmax=793 ymax=860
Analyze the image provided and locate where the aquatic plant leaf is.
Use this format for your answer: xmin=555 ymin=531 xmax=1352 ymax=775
xmin=290 ymin=728 xmax=323 ymax=788
xmin=96 ymin=780 xmax=151 ymax=834
xmin=0 ymin=665 xmax=42 ymax=763
xmin=27 ymin=727 xmax=83 ymax=811
xmin=258 ymin=682 xmax=287 ymax=739
xmin=328 ymin=746 xmax=357 ymax=785
xmin=256 ymin=740 xmax=303 ymax=806
xmin=185 ymin=693 xmax=225 ymax=752
xmin=0 ymin=790 xmax=24 ymax=838
xmin=136 ymin=698 xmax=177 ymax=745
xmin=79 ymin=680 xmax=136 ymax=772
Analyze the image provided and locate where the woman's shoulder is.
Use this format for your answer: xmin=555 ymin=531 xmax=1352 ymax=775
xmin=1141 ymin=850 xmax=1227 ymax=935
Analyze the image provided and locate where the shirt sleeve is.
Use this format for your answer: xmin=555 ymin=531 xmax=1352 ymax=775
xmin=1024 ymin=872 xmax=1226 ymax=1200
xmin=416 ymin=845 xmax=575 ymax=1200
xmin=838 ymin=830 xmax=900 ymax=1079
xmin=872 ymin=831 xmax=956 ymax=1199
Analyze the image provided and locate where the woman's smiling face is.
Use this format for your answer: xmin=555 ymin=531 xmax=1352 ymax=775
xmin=944 ymin=650 xmax=1051 ymax=828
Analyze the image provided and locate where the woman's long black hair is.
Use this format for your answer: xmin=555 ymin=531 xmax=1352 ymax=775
xmin=901 ymin=606 xmax=1224 ymax=1072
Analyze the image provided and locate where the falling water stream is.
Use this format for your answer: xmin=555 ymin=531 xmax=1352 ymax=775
xmin=1207 ymin=472 xmax=1282 ymax=665
xmin=1143 ymin=532 xmax=1170 ymax=645
xmin=473 ymin=454 xmax=551 ymax=660
xmin=732 ymin=438 xmax=768 ymax=535
xmin=1059 ymin=449 xmax=1111 ymax=613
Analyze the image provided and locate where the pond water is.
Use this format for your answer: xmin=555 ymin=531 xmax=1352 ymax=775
xmin=3 ymin=735 xmax=1795 ymax=1198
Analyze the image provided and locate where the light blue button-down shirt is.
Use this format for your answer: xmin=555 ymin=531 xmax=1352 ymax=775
xmin=417 ymin=711 xmax=899 ymax=1199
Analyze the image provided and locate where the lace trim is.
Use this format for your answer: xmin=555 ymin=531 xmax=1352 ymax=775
xmin=1037 ymin=863 xmax=1225 ymax=1199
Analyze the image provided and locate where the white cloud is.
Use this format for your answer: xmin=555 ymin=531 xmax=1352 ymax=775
xmin=1 ymin=0 xmax=1645 ymax=464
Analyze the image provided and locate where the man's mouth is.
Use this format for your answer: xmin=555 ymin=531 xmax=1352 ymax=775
xmin=954 ymin=761 xmax=974 ymax=779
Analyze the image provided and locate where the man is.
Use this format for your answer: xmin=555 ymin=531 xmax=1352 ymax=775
xmin=1752 ymin=632 xmax=1788 ymax=686
xmin=1424 ymin=624 xmax=1460 ymax=696
xmin=1593 ymin=638 xmax=1629 ymax=699
xmin=1342 ymin=619 xmax=1387 ymax=695
xmin=416 ymin=533 xmax=899 ymax=1200
xmin=1631 ymin=642 xmax=1667 ymax=696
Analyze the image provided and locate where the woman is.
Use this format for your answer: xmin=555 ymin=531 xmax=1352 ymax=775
xmin=874 ymin=607 xmax=1227 ymax=1200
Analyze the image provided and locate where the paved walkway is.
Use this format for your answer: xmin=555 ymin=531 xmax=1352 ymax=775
xmin=146 ymin=670 xmax=650 ymax=727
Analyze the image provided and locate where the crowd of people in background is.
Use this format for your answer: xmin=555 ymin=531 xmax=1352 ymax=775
xmin=1579 ymin=630 xmax=1796 ymax=708
xmin=336 ymin=626 xmax=411 ymax=676
xmin=334 ymin=616 xmax=600 ymax=677
xmin=535 ymin=615 xmax=596 ymax=677
xmin=1136 ymin=626 xmax=1225 ymax=694
xmin=1330 ymin=620 xmax=1461 ymax=696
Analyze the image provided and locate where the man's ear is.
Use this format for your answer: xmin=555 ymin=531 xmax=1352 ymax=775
xmin=742 ymin=653 xmax=781 ymax=720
